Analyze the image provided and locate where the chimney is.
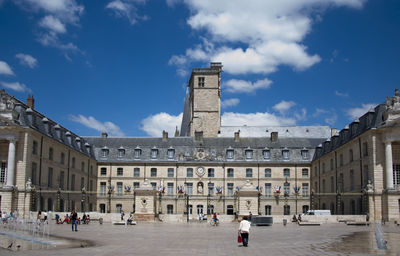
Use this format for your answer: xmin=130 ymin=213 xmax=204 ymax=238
xmin=210 ymin=62 xmax=223 ymax=71
xmin=234 ymin=131 xmax=240 ymax=142
xmin=101 ymin=132 xmax=108 ymax=138
xmin=54 ymin=124 xmax=61 ymax=138
xmin=27 ymin=95 xmax=35 ymax=109
xmin=194 ymin=131 xmax=203 ymax=141
xmin=271 ymin=132 xmax=278 ymax=142
xmin=85 ymin=142 xmax=91 ymax=153
xmin=65 ymin=131 xmax=72 ymax=144
xmin=75 ymin=137 xmax=81 ymax=149
xmin=162 ymin=130 xmax=168 ymax=141
xmin=26 ymin=108 xmax=33 ymax=125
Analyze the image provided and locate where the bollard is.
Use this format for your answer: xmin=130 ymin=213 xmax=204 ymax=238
xmin=99 ymin=218 xmax=103 ymax=225
xmin=283 ymin=219 xmax=287 ymax=226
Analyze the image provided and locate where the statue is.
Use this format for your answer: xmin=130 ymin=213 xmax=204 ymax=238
xmin=384 ymin=89 xmax=400 ymax=122
xmin=197 ymin=182 xmax=203 ymax=194
xmin=366 ymin=180 xmax=374 ymax=192
xmin=26 ymin=178 xmax=32 ymax=190
xmin=246 ymin=200 xmax=251 ymax=210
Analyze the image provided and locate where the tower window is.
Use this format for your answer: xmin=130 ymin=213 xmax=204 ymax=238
xmin=198 ymin=77 xmax=205 ymax=87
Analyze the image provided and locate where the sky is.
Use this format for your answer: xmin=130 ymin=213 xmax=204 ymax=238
xmin=0 ymin=0 xmax=399 ymax=138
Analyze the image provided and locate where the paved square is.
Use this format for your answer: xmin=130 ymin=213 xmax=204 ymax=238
xmin=2 ymin=222 xmax=400 ymax=256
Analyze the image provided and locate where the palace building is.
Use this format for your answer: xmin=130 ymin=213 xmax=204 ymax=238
xmin=0 ymin=62 xmax=399 ymax=222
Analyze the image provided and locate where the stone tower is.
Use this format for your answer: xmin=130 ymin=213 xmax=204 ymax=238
xmin=180 ymin=62 xmax=222 ymax=137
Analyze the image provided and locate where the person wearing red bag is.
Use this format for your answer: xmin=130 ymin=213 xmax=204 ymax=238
xmin=238 ymin=216 xmax=251 ymax=247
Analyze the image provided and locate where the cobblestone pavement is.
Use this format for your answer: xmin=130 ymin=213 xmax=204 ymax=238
xmin=1 ymin=222 xmax=400 ymax=256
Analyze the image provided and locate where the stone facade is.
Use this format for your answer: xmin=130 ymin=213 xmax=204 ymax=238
xmin=311 ymin=90 xmax=400 ymax=221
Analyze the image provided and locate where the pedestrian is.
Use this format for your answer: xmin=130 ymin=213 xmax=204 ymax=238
xmin=71 ymin=209 xmax=78 ymax=232
xmin=238 ymin=216 xmax=251 ymax=247
xmin=121 ymin=210 xmax=125 ymax=221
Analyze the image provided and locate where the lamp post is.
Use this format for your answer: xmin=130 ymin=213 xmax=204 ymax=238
xmin=284 ymin=178 xmax=289 ymax=215
xmin=184 ymin=180 xmax=189 ymax=222
xmin=81 ymin=187 xmax=86 ymax=212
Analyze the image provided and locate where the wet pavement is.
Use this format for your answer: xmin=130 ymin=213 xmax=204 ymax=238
xmin=1 ymin=221 xmax=399 ymax=256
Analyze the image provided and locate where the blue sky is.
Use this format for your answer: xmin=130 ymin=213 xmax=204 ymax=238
xmin=0 ymin=0 xmax=399 ymax=137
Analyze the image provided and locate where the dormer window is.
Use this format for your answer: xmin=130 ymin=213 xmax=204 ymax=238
xmin=301 ymin=149 xmax=309 ymax=160
xmin=245 ymin=149 xmax=253 ymax=160
xmin=226 ymin=149 xmax=234 ymax=159
xmin=282 ymin=149 xmax=290 ymax=160
xmin=134 ymin=148 xmax=141 ymax=159
xmin=101 ymin=147 xmax=109 ymax=157
xmin=167 ymin=148 xmax=175 ymax=160
xmin=118 ymin=148 xmax=125 ymax=158
xmin=151 ymin=148 xmax=158 ymax=159
xmin=263 ymin=149 xmax=270 ymax=160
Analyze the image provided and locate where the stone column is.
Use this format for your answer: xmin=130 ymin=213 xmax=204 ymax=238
xmin=6 ymin=138 xmax=16 ymax=187
xmin=385 ymin=141 xmax=394 ymax=190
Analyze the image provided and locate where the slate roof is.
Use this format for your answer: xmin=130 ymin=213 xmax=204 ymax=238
xmin=313 ymin=103 xmax=386 ymax=160
xmin=1 ymin=91 xmax=95 ymax=159
xmin=84 ymin=136 xmax=326 ymax=163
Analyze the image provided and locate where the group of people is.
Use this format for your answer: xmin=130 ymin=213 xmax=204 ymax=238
xmin=1 ymin=210 xmax=17 ymax=223
xmin=54 ymin=212 xmax=91 ymax=225
xmin=292 ymin=214 xmax=302 ymax=223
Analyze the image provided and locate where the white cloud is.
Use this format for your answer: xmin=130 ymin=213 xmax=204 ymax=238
xmin=224 ymin=78 xmax=272 ymax=93
xmin=222 ymin=112 xmax=296 ymax=126
xmin=335 ymin=90 xmax=349 ymax=97
xmin=221 ymin=98 xmax=240 ymax=108
xmin=69 ymin=114 xmax=125 ymax=137
xmin=273 ymin=100 xmax=296 ymax=114
xmin=106 ymin=0 xmax=148 ymax=25
xmin=0 ymin=81 xmax=31 ymax=92
xmin=14 ymin=0 xmax=84 ymax=51
xmin=325 ymin=112 xmax=337 ymax=126
xmin=170 ymin=0 xmax=365 ymax=75
xmin=294 ymin=108 xmax=307 ymax=121
xmin=39 ymin=15 xmax=66 ymax=33
xmin=140 ymin=112 xmax=182 ymax=137
xmin=0 ymin=61 xmax=14 ymax=75
xmin=312 ymin=108 xmax=328 ymax=117
xmin=346 ymin=103 xmax=377 ymax=120
xmin=15 ymin=53 xmax=38 ymax=68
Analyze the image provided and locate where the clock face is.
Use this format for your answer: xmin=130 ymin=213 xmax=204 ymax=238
xmin=197 ymin=167 xmax=205 ymax=176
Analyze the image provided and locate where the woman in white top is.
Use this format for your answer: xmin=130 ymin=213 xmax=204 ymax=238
xmin=238 ymin=216 xmax=251 ymax=247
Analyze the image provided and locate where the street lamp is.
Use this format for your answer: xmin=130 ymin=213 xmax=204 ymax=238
xmin=284 ymin=178 xmax=289 ymax=215
xmin=184 ymin=180 xmax=189 ymax=222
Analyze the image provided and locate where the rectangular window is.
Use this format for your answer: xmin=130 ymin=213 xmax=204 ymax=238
xmin=302 ymin=183 xmax=309 ymax=197
xmin=350 ymin=170 xmax=354 ymax=190
xmin=302 ymin=168 xmax=308 ymax=178
xmin=101 ymin=149 xmax=108 ymax=157
xmin=117 ymin=168 xmax=123 ymax=176
xmin=265 ymin=183 xmax=271 ymax=197
xmin=60 ymin=152 xmax=65 ymax=164
xmin=227 ymin=183 xmax=234 ymax=196
xmin=314 ymin=166 xmax=318 ymax=177
xmin=167 ymin=149 xmax=175 ymax=159
xmin=263 ymin=150 xmax=270 ymax=160
xmin=246 ymin=168 xmax=253 ymax=178
xmin=90 ymin=180 xmax=93 ymax=191
xmin=226 ymin=149 xmax=234 ymax=159
xmin=100 ymin=182 xmax=106 ymax=196
xmin=134 ymin=149 xmax=141 ymax=159
xmin=339 ymin=173 xmax=344 ymax=192
xmin=32 ymin=140 xmax=38 ymax=155
xmin=301 ymin=150 xmax=309 ymax=160
xmin=330 ymin=176 xmax=335 ymax=193
xmin=151 ymin=168 xmax=157 ymax=177
xmin=393 ymin=164 xmax=400 ymax=186
xmin=101 ymin=168 xmax=107 ymax=176
xmin=322 ymin=163 xmax=326 ymax=174
xmin=198 ymin=77 xmax=205 ymax=87
xmin=208 ymin=183 xmax=214 ymax=196
xmin=283 ymin=168 xmax=290 ymax=178
xmin=227 ymin=168 xmax=234 ymax=178
xmin=168 ymin=168 xmax=174 ymax=178
xmin=167 ymin=183 xmax=174 ymax=195
xmin=245 ymin=150 xmax=253 ymax=160
xmin=187 ymin=183 xmax=193 ymax=195
xmin=151 ymin=182 xmax=157 ymax=190
xmin=59 ymin=171 xmax=65 ymax=189
xmin=48 ymin=168 xmax=53 ymax=188
xmin=49 ymin=147 xmax=53 ymax=160
xmin=117 ymin=182 xmax=122 ymax=196
xmin=167 ymin=205 xmax=173 ymax=214
xmin=187 ymin=168 xmax=193 ymax=178
xmin=71 ymin=157 xmax=75 ymax=168
xmin=81 ymin=177 xmax=85 ymax=189
xmin=71 ymin=174 xmax=75 ymax=190
xmin=208 ymin=168 xmax=214 ymax=178
xmin=330 ymin=159 xmax=334 ymax=171
xmin=81 ymin=162 xmax=85 ymax=172
xmin=151 ymin=149 xmax=158 ymax=159
xmin=282 ymin=150 xmax=290 ymax=160
xmin=134 ymin=168 xmax=140 ymax=177
xmin=0 ymin=162 xmax=5 ymax=183
xmin=133 ymin=182 xmax=140 ymax=189
xmin=363 ymin=142 xmax=368 ymax=157
xmin=322 ymin=179 xmax=326 ymax=193
xmin=340 ymin=154 xmax=343 ymax=166
xmin=265 ymin=168 xmax=271 ymax=178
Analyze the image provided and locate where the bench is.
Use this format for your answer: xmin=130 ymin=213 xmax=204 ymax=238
xmin=112 ymin=221 xmax=137 ymax=225
xmin=346 ymin=222 xmax=369 ymax=226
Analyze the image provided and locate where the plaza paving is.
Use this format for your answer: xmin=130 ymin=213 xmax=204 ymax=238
xmin=1 ymin=221 xmax=400 ymax=256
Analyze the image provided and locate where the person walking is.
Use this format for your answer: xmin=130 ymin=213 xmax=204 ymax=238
xmin=238 ymin=216 xmax=251 ymax=247
xmin=71 ymin=209 xmax=78 ymax=232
